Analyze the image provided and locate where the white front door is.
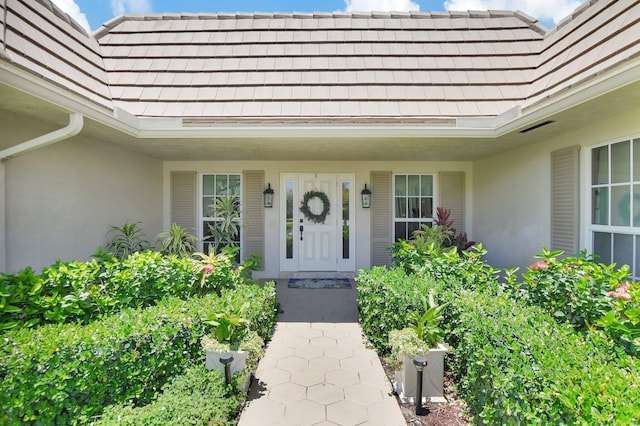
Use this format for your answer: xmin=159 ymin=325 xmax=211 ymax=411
xmin=280 ymin=173 xmax=355 ymax=272
xmin=298 ymin=174 xmax=336 ymax=271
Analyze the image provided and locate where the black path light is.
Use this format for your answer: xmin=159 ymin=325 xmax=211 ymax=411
xmin=263 ymin=183 xmax=274 ymax=208
xmin=220 ymin=352 xmax=234 ymax=387
xmin=361 ymin=184 xmax=371 ymax=208
xmin=413 ymin=355 xmax=428 ymax=415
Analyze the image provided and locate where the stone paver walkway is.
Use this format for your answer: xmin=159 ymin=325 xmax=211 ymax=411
xmin=238 ymin=281 xmax=406 ymax=426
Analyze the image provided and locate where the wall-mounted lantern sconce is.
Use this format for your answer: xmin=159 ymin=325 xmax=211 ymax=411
xmin=361 ymin=184 xmax=371 ymax=208
xmin=263 ymin=183 xmax=274 ymax=208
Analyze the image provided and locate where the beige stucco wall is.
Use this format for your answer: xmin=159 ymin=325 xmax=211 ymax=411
xmin=3 ymin=120 xmax=162 ymax=273
xmin=473 ymin=108 xmax=640 ymax=271
xmin=165 ymin=160 xmax=472 ymax=279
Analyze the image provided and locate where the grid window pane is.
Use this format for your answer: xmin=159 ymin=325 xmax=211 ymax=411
xmin=203 ymin=175 xmax=214 ymax=195
xmin=395 ymin=222 xmax=407 ymax=242
xmin=592 ymin=146 xmax=608 ymax=185
xmin=408 ymin=197 xmax=420 ymax=218
xmin=395 ymin=175 xmax=406 ymax=196
xmin=634 ymin=185 xmax=640 ymax=227
xmin=634 ymin=139 xmax=640 ymax=181
xmin=421 ymin=198 xmax=433 ymax=219
xmin=611 ymin=185 xmax=631 ymax=226
xmin=613 ymin=233 xmax=633 ymax=271
xmin=408 ymin=222 xmax=421 ymax=238
xmin=636 ymin=235 xmax=640 ymax=278
xmin=421 ymin=175 xmax=433 ymax=196
xmin=229 ymin=175 xmax=241 ymax=195
xmin=611 ymin=141 xmax=630 ymax=184
xmin=592 ymin=187 xmax=608 ymax=225
xmin=408 ymin=175 xmax=420 ymax=196
xmin=215 ymin=175 xmax=228 ymax=194
xmin=203 ymin=196 xmax=215 ymax=217
xmin=593 ymin=232 xmax=611 ymax=264
xmin=395 ymin=197 xmax=407 ymax=218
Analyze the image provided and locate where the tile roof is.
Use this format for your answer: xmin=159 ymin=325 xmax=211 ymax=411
xmin=2 ymin=0 xmax=639 ymax=125
xmin=94 ymin=10 xmax=544 ymax=122
xmin=3 ymin=0 xmax=112 ymax=110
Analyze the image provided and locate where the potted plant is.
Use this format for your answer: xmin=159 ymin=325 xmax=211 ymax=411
xmin=388 ymin=290 xmax=448 ymax=403
xmin=202 ymin=299 xmax=264 ymax=389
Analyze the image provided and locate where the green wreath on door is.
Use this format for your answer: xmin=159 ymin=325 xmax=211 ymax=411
xmin=299 ymin=191 xmax=331 ymax=224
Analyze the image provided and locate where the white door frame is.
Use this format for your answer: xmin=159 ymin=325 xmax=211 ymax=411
xmin=280 ymin=173 xmax=356 ymax=272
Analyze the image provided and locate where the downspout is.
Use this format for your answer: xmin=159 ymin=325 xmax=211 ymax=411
xmin=0 ymin=112 xmax=84 ymax=272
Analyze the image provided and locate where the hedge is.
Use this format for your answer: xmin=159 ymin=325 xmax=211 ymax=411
xmin=448 ymin=288 xmax=640 ymax=425
xmin=1 ymin=251 xmax=242 ymax=331
xmin=356 ymin=266 xmax=443 ymax=354
xmin=96 ymin=364 xmax=243 ymax=425
xmin=356 ymin=265 xmax=640 ymax=424
xmin=0 ymin=282 xmax=277 ymax=425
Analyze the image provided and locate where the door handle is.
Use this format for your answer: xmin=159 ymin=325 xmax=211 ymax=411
xmin=299 ymin=225 xmax=304 ymax=241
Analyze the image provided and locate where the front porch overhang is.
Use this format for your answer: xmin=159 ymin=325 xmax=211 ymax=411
xmin=3 ymin=55 xmax=640 ymax=162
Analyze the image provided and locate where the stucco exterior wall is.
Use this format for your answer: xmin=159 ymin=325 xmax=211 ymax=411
xmin=473 ymin=108 xmax=640 ymax=271
xmin=165 ymin=160 xmax=472 ymax=279
xmin=4 ymin=122 xmax=162 ymax=273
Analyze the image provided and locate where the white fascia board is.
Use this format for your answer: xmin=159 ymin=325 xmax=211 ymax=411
xmin=0 ymin=62 xmax=138 ymax=136
xmin=136 ymin=125 xmax=498 ymax=139
xmin=495 ymin=59 xmax=640 ymax=136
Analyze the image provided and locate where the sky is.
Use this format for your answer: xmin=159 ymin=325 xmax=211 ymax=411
xmin=52 ymin=0 xmax=584 ymax=34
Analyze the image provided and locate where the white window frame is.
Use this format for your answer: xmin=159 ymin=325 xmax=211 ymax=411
xmin=199 ymin=173 xmax=243 ymax=258
xmin=587 ymin=136 xmax=640 ymax=278
xmin=392 ymin=173 xmax=436 ymax=242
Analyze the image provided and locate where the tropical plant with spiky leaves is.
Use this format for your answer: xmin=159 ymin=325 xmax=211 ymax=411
xmin=156 ymin=223 xmax=198 ymax=257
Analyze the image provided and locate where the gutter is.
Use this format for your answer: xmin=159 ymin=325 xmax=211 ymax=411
xmin=0 ymin=112 xmax=83 ymax=160
xmin=0 ymin=112 xmax=83 ymax=272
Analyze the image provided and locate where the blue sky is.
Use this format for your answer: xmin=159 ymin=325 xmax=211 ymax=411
xmin=53 ymin=0 xmax=584 ymax=33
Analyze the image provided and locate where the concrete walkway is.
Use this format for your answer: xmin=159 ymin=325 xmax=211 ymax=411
xmin=238 ymin=280 xmax=406 ymax=426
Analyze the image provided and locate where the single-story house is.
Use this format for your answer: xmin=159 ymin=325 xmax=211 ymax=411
xmin=1 ymin=0 xmax=640 ymax=279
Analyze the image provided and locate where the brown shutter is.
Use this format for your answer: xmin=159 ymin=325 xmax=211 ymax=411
xmin=551 ymin=146 xmax=580 ymax=254
xmin=439 ymin=172 xmax=465 ymax=233
xmin=170 ymin=171 xmax=197 ymax=231
xmin=371 ymin=171 xmax=392 ymax=267
xmin=242 ymin=170 xmax=264 ymax=267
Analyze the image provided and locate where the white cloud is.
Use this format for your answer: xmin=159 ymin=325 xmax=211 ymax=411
xmin=443 ymin=0 xmax=582 ymax=25
xmin=110 ymin=0 xmax=152 ymax=16
xmin=344 ymin=0 xmax=420 ymax=12
xmin=51 ymin=0 xmax=91 ymax=32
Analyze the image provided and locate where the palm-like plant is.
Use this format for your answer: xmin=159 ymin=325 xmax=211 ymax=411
xmin=156 ymin=223 xmax=198 ymax=257
xmin=106 ymin=221 xmax=151 ymax=260
xmin=207 ymin=196 xmax=240 ymax=252
xmin=408 ymin=290 xmax=447 ymax=347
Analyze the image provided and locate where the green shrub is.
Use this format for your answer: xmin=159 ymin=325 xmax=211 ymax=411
xmin=447 ymin=288 xmax=640 ymax=425
xmin=594 ymin=281 xmax=640 ymax=356
xmin=96 ymin=365 xmax=242 ymax=426
xmin=390 ymin=243 xmax=499 ymax=291
xmin=356 ymin=266 xmax=443 ymax=353
xmin=0 ymin=251 xmax=248 ymax=331
xmin=516 ymin=248 xmax=628 ymax=329
xmin=0 ymin=282 xmax=277 ymax=425
xmin=0 ymin=267 xmax=45 ymax=331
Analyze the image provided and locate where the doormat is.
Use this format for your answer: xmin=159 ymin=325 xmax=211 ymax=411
xmin=287 ymin=278 xmax=352 ymax=289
